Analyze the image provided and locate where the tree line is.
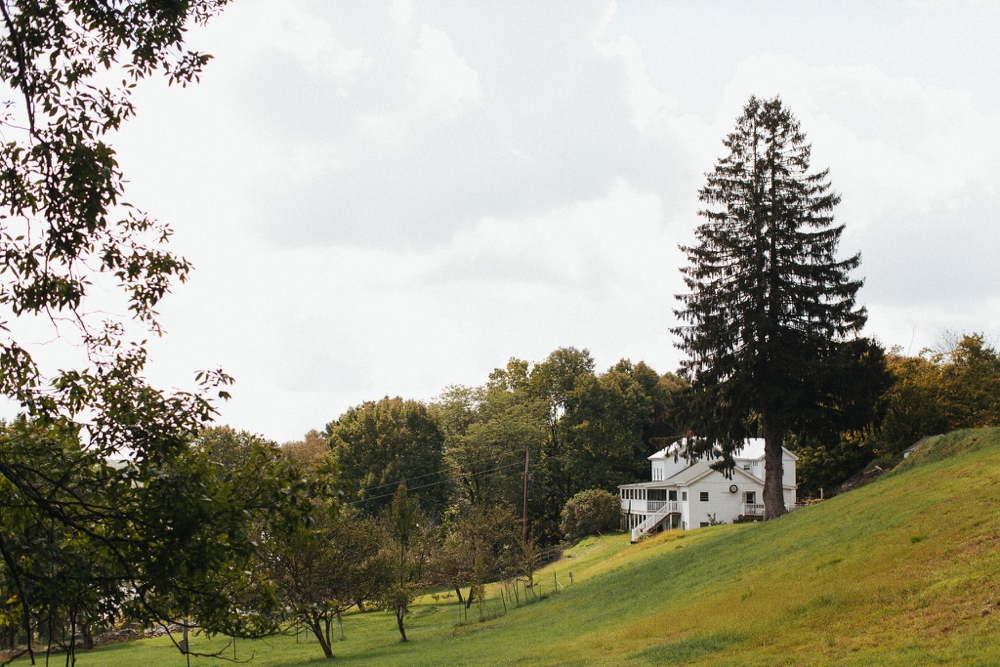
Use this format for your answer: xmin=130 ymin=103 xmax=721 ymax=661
xmin=794 ymin=333 xmax=1000 ymax=496
xmin=323 ymin=350 xmax=684 ymax=544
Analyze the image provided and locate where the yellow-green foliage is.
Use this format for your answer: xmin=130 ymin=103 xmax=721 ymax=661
xmin=876 ymin=335 xmax=1000 ymax=457
xmin=20 ymin=428 xmax=1000 ymax=666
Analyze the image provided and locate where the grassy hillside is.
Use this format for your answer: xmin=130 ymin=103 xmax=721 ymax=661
xmin=17 ymin=427 xmax=1000 ymax=666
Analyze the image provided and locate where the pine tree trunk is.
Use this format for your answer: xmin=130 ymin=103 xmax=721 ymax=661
xmin=762 ymin=416 xmax=787 ymax=520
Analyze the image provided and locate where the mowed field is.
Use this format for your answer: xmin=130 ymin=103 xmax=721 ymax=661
xmin=17 ymin=428 xmax=1000 ymax=666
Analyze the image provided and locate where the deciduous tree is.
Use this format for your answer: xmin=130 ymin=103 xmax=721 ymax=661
xmin=0 ymin=1 xmax=286 ymax=661
xmin=428 ymin=505 xmax=520 ymax=609
xmin=560 ymin=489 xmax=621 ymax=541
xmin=267 ymin=506 xmax=385 ymax=659
xmin=376 ymin=483 xmax=429 ymax=642
xmin=328 ymin=398 xmax=449 ymax=518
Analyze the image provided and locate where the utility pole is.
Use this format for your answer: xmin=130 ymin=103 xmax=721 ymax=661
xmin=522 ymin=444 xmax=530 ymax=546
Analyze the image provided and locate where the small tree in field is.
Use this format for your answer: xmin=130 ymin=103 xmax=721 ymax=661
xmin=268 ymin=506 xmax=383 ymax=659
xmin=560 ymin=489 xmax=621 ymax=541
xmin=377 ymin=483 xmax=429 ymax=642
xmin=428 ymin=505 xmax=520 ymax=609
xmin=674 ymin=95 xmax=891 ymax=520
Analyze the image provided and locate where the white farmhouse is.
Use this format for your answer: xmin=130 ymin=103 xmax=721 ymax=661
xmin=618 ymin=438 xmax=798 ymax=541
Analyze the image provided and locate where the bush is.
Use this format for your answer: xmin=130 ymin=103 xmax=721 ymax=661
xmin=560 ymin=489 xmax=622 ymax=541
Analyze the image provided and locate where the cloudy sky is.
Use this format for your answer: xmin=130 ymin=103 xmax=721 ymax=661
xmin=36 ymin=0 xmax=1000 ymax=442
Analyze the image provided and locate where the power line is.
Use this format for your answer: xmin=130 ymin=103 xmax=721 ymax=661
xmin=352 ymin=450 xmax=521 ymax=495
xmin=345 ymin=460 xmax=525 ymax=505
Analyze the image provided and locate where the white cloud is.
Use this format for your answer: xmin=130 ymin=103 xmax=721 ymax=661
xmin=424 ymin=180 xmax=665 ymax=290
xmin=228 ymin=2 xmax=371 ymax=95
xmin=593 ymin=5 xmax=677 ymax=133
xmin=137 ymin=182 xmax=683 ymax=438
xmin=717 ymin=54 xmax=1000 ymax=228
xmin=409 ymin=25 xmax=483 ymax=120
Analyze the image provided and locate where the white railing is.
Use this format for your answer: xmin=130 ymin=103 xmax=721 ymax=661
xmin=741 ymin=502 xmax=804 ymax=516
xmin=621 ymin=499 xmax=647 ymax=514
xmin=630 ymin=501 xmax=680 ymax=541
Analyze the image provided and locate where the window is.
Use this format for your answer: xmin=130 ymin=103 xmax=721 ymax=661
xmin=699 ymin=491 xmax=709 ymax=502
xmin=682 ymin=491 xmax=687 ymax=501
xmin=669 ymin=490 xmax=677 ymax=501
xmin=745 ymin=491 xmax=756 ymax=505
xmin=699 ymin=522 xmax=710 ymax=528
xmin=743 ymin=464 xmax=751 ymax=471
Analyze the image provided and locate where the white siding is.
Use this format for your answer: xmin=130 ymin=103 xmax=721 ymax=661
xmin=688 ymin=475 xmax=749 ymax=527
xmin=652 ymin=454 xmax=690 ymax=481
xmin=782 ymin=452 xmax=797 ymax=488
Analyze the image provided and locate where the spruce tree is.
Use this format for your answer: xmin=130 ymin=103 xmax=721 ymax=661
xmin=673 ymin=95 xmax=888 ymax=519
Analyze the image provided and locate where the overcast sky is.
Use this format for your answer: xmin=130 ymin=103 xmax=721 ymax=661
xmin=23 ymin=0 xmax=1000 ymax=443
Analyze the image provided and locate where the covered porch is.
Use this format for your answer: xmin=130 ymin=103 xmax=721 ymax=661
xmin=620 ymin=484 xmax=683 ymax=538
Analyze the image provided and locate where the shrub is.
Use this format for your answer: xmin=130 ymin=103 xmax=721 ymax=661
xmin=560 ymin=489 xmax=622 ymax=541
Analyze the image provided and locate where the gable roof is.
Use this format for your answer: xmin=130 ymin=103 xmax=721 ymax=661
xmin=648 ymin=440 xmax=684 ymax=460
xmin=649 ymin=437 xmax=799 ymax=462
xmin=732 ymin=438 xmax=799 ymax=461
xmin=663 ymin=459 xmax=765 ymax=487
xmin=903 ymin=434 xmax=943 ymax=457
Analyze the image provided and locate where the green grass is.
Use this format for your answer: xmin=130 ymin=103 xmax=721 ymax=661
xmin=16 ymin=427 xmax=1000 ymax=666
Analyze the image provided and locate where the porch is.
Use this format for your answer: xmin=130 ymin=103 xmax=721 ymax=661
xmin=737 ymin=502 xmax=805 ymax=521
xmin=628 ymin=500 xmax=681 ymax=542
xmin=620 ymin=487 xmax=679 ymax=516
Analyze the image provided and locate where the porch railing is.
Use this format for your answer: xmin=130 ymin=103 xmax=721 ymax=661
xmin=647 ymin=499 xmax=678 ymax=512
xmin=630 ymin=501 xmax=680 ymax=541
xmin=741 ymin=502 xmax=805 ymax=516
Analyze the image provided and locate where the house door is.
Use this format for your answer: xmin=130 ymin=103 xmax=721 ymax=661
xmin=745 ymin=491 xmax=756 ymax=505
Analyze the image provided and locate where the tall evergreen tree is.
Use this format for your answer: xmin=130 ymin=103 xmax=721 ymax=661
xmin=673 ymin=95 xmax=889 ymax=519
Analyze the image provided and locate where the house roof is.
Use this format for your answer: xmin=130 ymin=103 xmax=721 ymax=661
xmin=665 ymin=459 xmax=771 ymax=486
xmin=903 ymin=434 xmax=943 ymax=456
xmin=648 ymin=437 xmax=799 ymax=462
xmin=648 ymin=440 xmax=685 ymax=460
xmin=619 ymin=463 xmax=792 ymax=490
xmin=732 ymin=438 xmax=800 ymax=461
